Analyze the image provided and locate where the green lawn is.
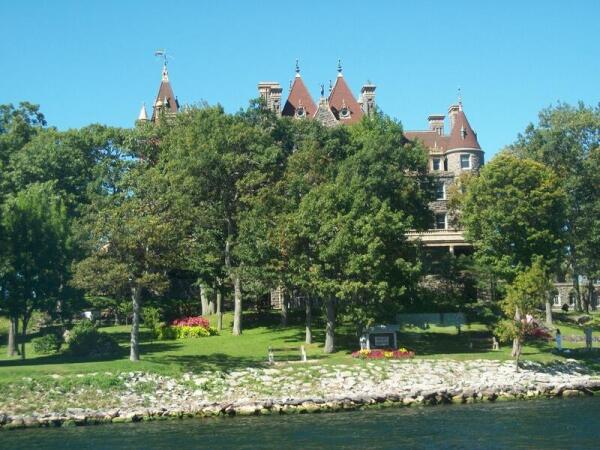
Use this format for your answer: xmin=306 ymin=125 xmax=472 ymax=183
xmin=1 ymin=311 xmax=600 ymax=383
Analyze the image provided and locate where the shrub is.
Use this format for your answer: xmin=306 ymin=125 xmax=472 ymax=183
xmin=32 ymin=334 xmax=62 ymax=354
xmin=158 ymin=324 xmax=218 ymax=340
xmin=68 ymin=321 xmax=120 ymax=357
xmin=171 ymin=316 xmax=210 ymax=328
xmin=142 ymin=306 xmax=161 ymax=338
xmin=157 ymin=324 xmax=177 ymax=340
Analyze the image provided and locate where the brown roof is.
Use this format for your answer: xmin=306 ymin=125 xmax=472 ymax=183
xmin=447 ymin=107 xmax=481 ymax=150
xmin=328 ymin=75 xmax=363 ymax=124
xmin=151 ymin=66 xmax=179 ymax=121
xmin=282 ymin=76 xmax=317 ymax=118
xmin=404 ymin=130 xmax=449 ymax=151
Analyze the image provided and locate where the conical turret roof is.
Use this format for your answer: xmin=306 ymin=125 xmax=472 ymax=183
xmin=447 ymin=105 xmax=481 ymax=150
xmin=282 ymin=75 xmax=317 ymax=118
xmin=328 ymin=72 xmax=363 ymax=124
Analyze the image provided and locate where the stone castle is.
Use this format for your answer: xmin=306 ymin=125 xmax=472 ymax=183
xmin=138 ymin=61 xmax=597 ymax=310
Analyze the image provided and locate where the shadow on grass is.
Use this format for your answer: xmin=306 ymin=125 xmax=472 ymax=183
xmin=0 ymin=341 xmax=182 ymax=368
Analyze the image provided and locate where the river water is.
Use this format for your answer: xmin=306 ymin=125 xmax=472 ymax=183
xmin=2 ymin=397 xmax=599 ymax=449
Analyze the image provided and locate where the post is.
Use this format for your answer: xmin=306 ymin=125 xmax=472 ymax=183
xmin=300 ymin=345 xmax=307 ymax=362
xmin=268 ymin=346 xmax=274 ymax=364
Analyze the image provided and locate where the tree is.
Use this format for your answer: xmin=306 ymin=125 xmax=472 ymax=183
xmin=459 ymin=153 xmax=566 ymax=284
xmin=155 ymin=105 xmax=284 ymax=336
xmin=73 ymin=157 xmax=183 ymax=361
xmin=287 ymin=114 xmax=430 ymax=352
xmin=510 ymin=103 xmax=600 ymax=310
xmin=496 ymin=259 xmax=554 ymax=370
xmin=0 ymin=182 xmax=71 ymax=359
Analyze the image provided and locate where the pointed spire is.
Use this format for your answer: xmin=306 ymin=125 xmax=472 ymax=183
xmin=295 ymin=59 xmax=300 ymax=77
xmin=458 ymin=87 xmax=462 ymax=111
xmin=151 ymin=55 xmax=179 ymax=122
xmin=329 ymin=66 xmax=363 ymax=124
xmin=137 ymin=103 xmax=148 ymax=122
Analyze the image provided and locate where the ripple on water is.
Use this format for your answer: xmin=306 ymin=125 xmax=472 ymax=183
xmin=2 ymin=397 xmax=600 ymax=450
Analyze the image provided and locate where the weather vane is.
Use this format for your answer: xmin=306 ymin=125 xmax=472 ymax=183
xmin=154 ymin=49 xmax=171 ymax=66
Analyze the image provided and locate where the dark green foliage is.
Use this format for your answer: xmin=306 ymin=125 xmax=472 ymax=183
xmin=31 ymin=333 xmax=62 ymax=354
xmin=67 ymin=321 xmax=120 ymax=358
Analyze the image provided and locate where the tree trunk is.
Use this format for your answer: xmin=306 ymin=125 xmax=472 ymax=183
xmin=324 ymin=297 xmax=335 ymax=353
xmin=514 ymin=337 xmax=522 ymax=372
xmin=232 ymin=274 xmax=242 ymax=336
xmin=511 ymin=307 xmax=521 ymax=358
xmin=20 ymin=314 xmax=30 ymax=360
xmin=545 ymin=300 xmax=553 ymax=327
xmin=7 ymin=315 xmax=19 ymax=357
xmin=305 ymin=296 xmax=312 ymax=345
xmin=200 ymin=284 xmax=209 ymax=316
xmin=216 ymin=289 xmax=223 ymax=332
xmin=584 ymin=280 xmax=593 ymax=314
xmin=130 ymin=284 xmax=142 ymax=362
xmin=280 ymin=288 xmax=288 ymax=327
xmin=573 ymin=272 xmax=582 ymax=312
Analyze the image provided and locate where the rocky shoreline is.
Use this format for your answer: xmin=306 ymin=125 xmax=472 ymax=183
xmin=2 ymin=359 xmax=600 ymax=430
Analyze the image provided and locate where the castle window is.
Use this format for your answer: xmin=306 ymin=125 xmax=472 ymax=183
xmin=339 ymin=107 xmax=350 ymax=119
xmin=460 ymin=154 xmax=471 ymax=169
xmin=432 ymin=158 xmax=441 ymax=171
xmin=553 ymin=294 xmax=561 ymax=306
xmin=434 ymin=213 xmax=447 ymax=230
xmin=296 ymin=107 xmax=306 ymax=118
xmin=435 ymin=182 xmax=445 ymax=200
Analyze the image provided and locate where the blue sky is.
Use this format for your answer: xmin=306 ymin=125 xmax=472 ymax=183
xmin=1 ymin=0 xmax=598 ymax=158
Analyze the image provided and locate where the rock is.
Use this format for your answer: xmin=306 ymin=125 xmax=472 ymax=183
xmin=235 ymin=404 xmax=258 ymax=416
xmin=562 ymin=389 xmax=584 ymax=397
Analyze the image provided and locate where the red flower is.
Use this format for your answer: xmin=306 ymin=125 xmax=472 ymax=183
xmin=171 ymin=316 xmax=210 ymax=329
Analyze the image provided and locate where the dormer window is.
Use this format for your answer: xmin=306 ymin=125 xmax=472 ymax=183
xmin=432 ymin=158 xmax=441 ymax=171
xmin=339 ymin=107 xmax=351 ymax=119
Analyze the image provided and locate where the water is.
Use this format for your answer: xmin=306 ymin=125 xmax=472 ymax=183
xmin=2 ymin=397 xmax=599 ymax=449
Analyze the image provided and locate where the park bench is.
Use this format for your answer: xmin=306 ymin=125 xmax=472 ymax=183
xmin=267 ymin=345 xmax=307 ymax=364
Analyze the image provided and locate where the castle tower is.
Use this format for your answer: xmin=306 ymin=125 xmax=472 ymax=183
xmin=151 ymin=63 xmax=179 ymax=123
xmin=445 ymin=101 xmax=484 ymax=174
xmin=258 ymin=82 xmax=283 ymax=115
xmin=281 ymin=60 xmax=317 ymax=119
xmin=359 ymin=82 xmax=377 ymax=117
xmin=328 ymin=60 xmax=363 ymax=124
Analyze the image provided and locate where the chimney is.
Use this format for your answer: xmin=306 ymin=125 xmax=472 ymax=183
xmin=448 ymin=104 xmax=460 ymax=129
xmin=428 ymin=114 xmax=445 ymax=135
xmin=360 ymin=82 xmax=376 ymax=116
xmin=258 ymin=82 xmax=282 ymax=116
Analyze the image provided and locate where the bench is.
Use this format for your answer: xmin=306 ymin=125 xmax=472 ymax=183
xmin=268 ymin=345 xmax=307 ymax=364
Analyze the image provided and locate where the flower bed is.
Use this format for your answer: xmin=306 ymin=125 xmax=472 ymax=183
xmin=351 ymin=348 xmax=415 ymax=359
xmin=172 ymin=316 xmax=210 ymax=328
xmin=158 ymin=316 xmax=218 ymax=340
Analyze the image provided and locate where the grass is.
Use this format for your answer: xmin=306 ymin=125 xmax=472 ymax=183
xmin=1 ymin=310 xmax=600 ymax=384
